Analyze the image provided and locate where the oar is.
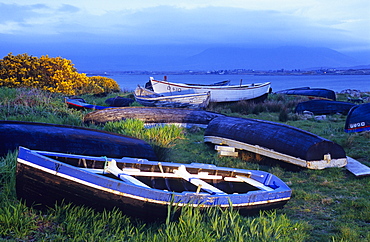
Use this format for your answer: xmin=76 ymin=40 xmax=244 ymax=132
xmin=104 ymin=159 xmax=150 ymax=188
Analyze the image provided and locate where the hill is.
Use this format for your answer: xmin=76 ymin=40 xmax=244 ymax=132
xmin=181 ymin=46 xmax=361 ymax=71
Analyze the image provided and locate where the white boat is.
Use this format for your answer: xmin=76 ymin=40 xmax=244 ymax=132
xmin=134 ymin=86 xmax=210 ymax=109
xmin=149 ymin=77 xmax=271 ymax=103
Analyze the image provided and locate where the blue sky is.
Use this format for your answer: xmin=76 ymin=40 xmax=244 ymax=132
xmin=1 ymin=0 xmax=370 ymax=71
xmin=1 ymin=0 xmax=369 ymax=50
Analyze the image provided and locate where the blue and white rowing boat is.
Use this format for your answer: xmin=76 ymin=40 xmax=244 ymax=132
xmin=16 ymin=147 xmax=292 ymax=221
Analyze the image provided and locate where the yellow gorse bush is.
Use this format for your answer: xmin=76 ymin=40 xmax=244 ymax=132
xmin=0 ymin=53 xmax=120 ymax=95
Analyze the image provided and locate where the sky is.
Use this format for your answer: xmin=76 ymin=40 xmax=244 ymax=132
xmin=1 ymin=0 xmax=370 ymax=69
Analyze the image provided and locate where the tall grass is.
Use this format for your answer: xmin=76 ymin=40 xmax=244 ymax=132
xmin=155 ymin=207 xmax=308 ymax=242
xmin=208 ymin=94 xmax=309 ymax=116
xmin=0 ymin=150 xmax=17 ymax=201
xmin=0 ymin=87 xmax=84 ymax=125
xmin=104 ymin=119 xmax=184 ymax=160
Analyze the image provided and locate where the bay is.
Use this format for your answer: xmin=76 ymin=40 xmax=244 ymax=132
xmin=110 ymin=74 xmax=370 ymax=93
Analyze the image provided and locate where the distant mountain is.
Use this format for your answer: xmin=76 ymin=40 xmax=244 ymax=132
xmin=180 ymin=46 xmax=362 ymax=71
xmin=6 ymin=42 xmax=365 ymax=71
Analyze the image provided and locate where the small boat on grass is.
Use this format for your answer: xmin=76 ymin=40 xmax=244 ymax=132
xmin=83 ymin=106 xmax=224 ymax=128
xmin=204 ymin=116 xmax=347 ymax=169
xmin=134 ymin=86 xmax=210 ymax=109
xmin=275 ymin=87 xmax=336 ymax=101
xmin=0 ymin=120 xmax=157 ymax=160
xmin=16 ymin=147 xmax=292 ymax=221
xmin=149 ymin=77 xmax=271 ymax=103
xmin=295 ymin=100 xmax=356 ymax=115
xmin=345 ymin=103 xmax=370 ymax=133
xmin=65 ymin=97 xmax=112 ymax=110
xmin=65 ymin=97 xmax=133 ymax=110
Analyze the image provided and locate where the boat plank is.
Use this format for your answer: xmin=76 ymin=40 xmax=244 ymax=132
xmin=346 ymin=157 xmax=370 ymax=177
xmin=236 ymin=175 xmax=274 ymax=191
xmin=174 ymin=165 xmax=227 ymax=195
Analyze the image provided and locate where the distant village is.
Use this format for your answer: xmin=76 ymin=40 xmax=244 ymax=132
xmin=112 ymin=67 xmax=370 ymax=76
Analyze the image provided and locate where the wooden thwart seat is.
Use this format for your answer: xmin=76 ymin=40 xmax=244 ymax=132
xmin=94 ymin=161 xmax=274 ymax=193
xmin=174 ymin=165 xmax=227 ymax=195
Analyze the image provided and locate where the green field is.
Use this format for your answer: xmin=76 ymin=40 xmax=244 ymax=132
xmin=0 ymin=87 xmax=369 ymax=241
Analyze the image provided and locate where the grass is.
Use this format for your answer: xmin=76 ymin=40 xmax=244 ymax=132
xmin=1 ymin=87 xmax=370 ymax=241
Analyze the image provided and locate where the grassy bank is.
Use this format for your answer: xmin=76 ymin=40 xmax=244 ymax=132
xmin=0 ymin=87 xmax=369 ymax=241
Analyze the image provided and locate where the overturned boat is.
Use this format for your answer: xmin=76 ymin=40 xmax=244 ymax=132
xmin=345 ymin=103 xmax=370 ymax=133
xmin=276 ymin=87 xmax=336 ymax=101
xmin=83 ymin=107 xmax=224 ymax=128
xmin=16 ymin=147 xmax=292 ymax=221
xmin=204 ymin=116 xmax=347 ymax=169
xmin=0 ymin=120 xmax=157 ymax=160
xmin=295 ymin=100 xmax=356 ymax=115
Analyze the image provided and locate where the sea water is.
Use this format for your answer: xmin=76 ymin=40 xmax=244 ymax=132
xmin=110 ymin=74 xmax=370 ymax=93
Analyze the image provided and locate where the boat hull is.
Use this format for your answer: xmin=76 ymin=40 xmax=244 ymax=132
xmin=345 ymin=103 xmax=370 ymax=133
xmin=16 ymin=147 xmax=291 ymax=221
xmin=0 ymin=120 xmax=157 ymax=160
xmin=83 ymin=106 xmax=224 ymax=127
xmin=134 ymin=86 xmax=210 ymax=109
xmin=150 ymin=78 xmax=271 ymax=103
xmin=204 ymin=116 xmax=347 ymax=169
xmin=64 ymin=98 xmax=112 ymax=110
xmin=295 ymin=100 xmax=356 ymax=115
xmin=276 ymin=87 xmax=336 ymax=101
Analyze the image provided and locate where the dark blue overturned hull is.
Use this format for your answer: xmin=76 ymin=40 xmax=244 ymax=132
xmin=0 ymin=120 xmax=157 ymax=160
xmin=276 ymin=87 xmax=336 ymax=101
xmin=16 ymin=147 xmax=291 ymax=221
xmin=204 ymin=116 xmax=347 ymax=169
xmin=295 ymin=100 xmax=356 ymax=115
xmin=345 ymin=103 xmax=370 ymax=133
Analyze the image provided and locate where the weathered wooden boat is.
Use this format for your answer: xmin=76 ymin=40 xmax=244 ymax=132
xmin=64 ymin=97 xmax=112 ymax=110
xmin=0 ymin=120 xmax=157 ymax=160
xmin=134 ymin=86 xmax=210 ymax=109
xmin=149 ymin=77 xmax=271 ymax=103
xmin=204 ymin=116 xmax=347 ymax=169
xmin=295 ymin=100 xmax=356 ymax=115
xmin=344 ymin=103 xmax=370 ymax=133
xmin=83 ymin=106 xmax=224 ymax=127
xmin=16 ymin=147 xmax=292 ymax=221
xmin=275 ymin=87 xmax=336 ymax=101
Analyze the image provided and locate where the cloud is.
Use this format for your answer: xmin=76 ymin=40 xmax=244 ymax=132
xmin=58 ymin=4 xmax=80 ymax=13
xmin=83 ymin=6 xmax=354 ymax=48
xmin=0 ymin=2 xmax=368 ymax=52
xmin=0 ymin=3 xmax=81 ymax=34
